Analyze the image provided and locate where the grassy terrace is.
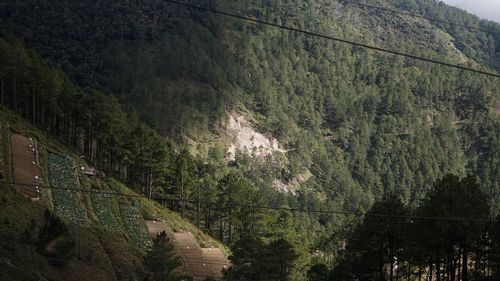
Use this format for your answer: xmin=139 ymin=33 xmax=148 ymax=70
xmin=48 ymin=154 xmax=89 ymax=225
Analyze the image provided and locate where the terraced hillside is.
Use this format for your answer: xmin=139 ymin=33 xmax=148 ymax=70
xmin=201 ymin=247 xmax=229 ymax=279
xmin=0 ymin=107 xmax=229 ymax=281
xmin=174 ymin=232 xmax=213 ymax=279
xmin=146 ymin=220 xmax=230 ymax=279
xmin=11 ymin=134 xmax=40 ymax=200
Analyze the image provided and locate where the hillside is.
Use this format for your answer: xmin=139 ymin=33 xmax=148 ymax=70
xmin=0 ymin=0 xmax=500 ymax=280
xmin=0 ymin=108 xmax=228 ymax=280
xmin=0 ymin=0 xmax=498 ymax=210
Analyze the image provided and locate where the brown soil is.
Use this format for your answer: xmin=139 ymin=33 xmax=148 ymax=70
xmin=11 ymin=134 xmax=40 ymax=199
xmin=201 ymin=247 xmax=229 ymax=278
xmin=145 ymin=220 xmax=169 ymax=238
xmin=174 ymin=232 xmax=213 ymax=279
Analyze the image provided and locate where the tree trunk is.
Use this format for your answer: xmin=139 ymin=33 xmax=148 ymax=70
xmin=462 ymin=246 xmax=468 ymax=281
xmin=197 ymin=184 xmax=200 ymax=229
xmin=436 ymin=260 xmax=441 ymax=281
xmin=228 ymin=218 xmax=232 ymax=245
xmin=219 ymin=218 xmax=224 ymax=242
xmin=180 ymin=170 xmax=185 ymax=217
xmin=451 ymin=257 xmax=456 ymax=281
xmin=32 ymin=76 xmax=35 ymax=124
xmin=390 ymin=255 xmax=394 ymax=281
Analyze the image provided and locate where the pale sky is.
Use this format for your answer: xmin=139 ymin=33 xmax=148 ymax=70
xmin=440 ymin=0 xmax=500 ymax=23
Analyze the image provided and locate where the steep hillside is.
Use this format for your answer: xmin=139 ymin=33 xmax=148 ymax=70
xmin=0 ymin=0 xmax=498 ymax=211
xmin=1 ymin=0 xmax=500 ymax=279
xmin=0 ymin=108 xmax=228 ymax=280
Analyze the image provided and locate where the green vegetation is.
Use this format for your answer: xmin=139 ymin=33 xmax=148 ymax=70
xmin=36 ymin=210 xmax=75 ymax=265
xmin=0 ymin=124 xmax=12 ymax=184
xmin=333 ymin=174 xmax=492 ymax=280
xmin=0 ymin=106 xmax=231 ymax=280
xmin=144 ymin=231 xmax=182 ymax=281
xmin=119 ymin=200 xmax=151 ymax=254
xmin=90 ymin=188 xmax=124 ymax=233
xmin=0 ymin=0 xmax=499 ymax=279
xmin=225 ymin=237 xmax=299 ymax=281
xmin=1 ymin=0 xmax=498 ymax=210
xmin=0 ymin=181 xmax=124 ymax=281
xmin=48 ymin=154 xmax=89 ymax=225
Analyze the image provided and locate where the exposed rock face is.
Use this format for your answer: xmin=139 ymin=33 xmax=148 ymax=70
xmin=225 ymin=113 xmax=285 ymax=162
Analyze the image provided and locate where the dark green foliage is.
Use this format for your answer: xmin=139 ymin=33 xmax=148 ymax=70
xmin=224 ymin=237 xmax=298 ymax=281
xmin=334 ymin=174 xmax=491 ymax=280
xmin=0 ymin=1 xmax=498 ymax=214
xmin=37 ymin=210 xmax=75 ymax=265
xmin=0 ymin=0 xmax=499 ymax=279
xmin=0 ymin=0 xmax=498 ymax=215
xmin=48 ymin=154 xmax=89 ymax=224
xmin=307 ymin=263 xmax=329 ymax=281
xmin=334 ymin=195 xmax=411 ymax=280
xmin=215 ymin=172 xmax=262 ymax=245
xmin=143 ymin=231 xmax=182 ymax=281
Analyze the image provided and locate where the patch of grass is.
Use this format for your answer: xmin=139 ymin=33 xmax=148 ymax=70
xmin=96 ymin=228 xmax=143 ymax=280
xmin=0 ymin=183 xmax=137 ymax=281
xmin=0 ymin=184 xmax=47 ymax=281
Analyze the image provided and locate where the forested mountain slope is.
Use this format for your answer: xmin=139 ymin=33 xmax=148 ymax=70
xmin=2 ymin=0 xmax=497 ymax=209
xmin=1 ymin=0 xmax=500 ymax=279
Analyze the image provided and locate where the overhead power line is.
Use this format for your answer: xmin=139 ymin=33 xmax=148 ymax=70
xmin=340 ymin=0 xmax=500 ymax=36
xmin=163 ymin=0 xmax=500 ymax=78
xmin=1 ymin=180 xmax=492 ymax=223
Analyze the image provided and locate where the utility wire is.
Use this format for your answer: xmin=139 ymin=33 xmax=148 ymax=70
xmin=162 ymin=0 xmax=500 ymax=78
xmin=1 ymin=180 xmax=493 ymax=223
xmin=339 ymin=0 xmax=500 ymax=35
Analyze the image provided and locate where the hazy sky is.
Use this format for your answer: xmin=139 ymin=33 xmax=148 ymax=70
xmin=440 ymin=0 xmax=500 ymax=23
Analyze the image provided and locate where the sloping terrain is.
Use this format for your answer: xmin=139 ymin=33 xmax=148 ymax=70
xmin=146 ymin=220 xmax=229 ymax=279
xmin=225 ymin=112 xmax=285 ymax=161
xmin=0 ymin=107 xmax=228 ymax=280
xmin=0 ymin=1 xmax=499 ymax=279
xmin=11 ymin=134 xmax=40 ymax=200
xmin=174 ymin=232 xmax=213 ymax=279
xmin=201 ymin=247 xmax=230 ymax=279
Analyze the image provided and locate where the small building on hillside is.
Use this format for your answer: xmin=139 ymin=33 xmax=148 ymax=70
xmin=81 ymin=167 xmax=98 ymax=179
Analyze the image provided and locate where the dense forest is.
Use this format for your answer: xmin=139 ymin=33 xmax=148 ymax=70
xmin=0 ymin=0 xmax=499 ymax=280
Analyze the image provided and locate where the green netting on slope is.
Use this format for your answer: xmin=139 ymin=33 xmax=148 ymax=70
xmin=119 ymin=201 xmax=151 ymax=253
xmin=48 ymin=154 xmax=88 ymax=225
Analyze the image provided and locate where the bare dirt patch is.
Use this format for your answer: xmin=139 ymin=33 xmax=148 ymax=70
xmin=11 ymin=134 xmax=40 ymax=200
xmin=201 ymin=247 xmax=229 ymax=279
xmin=145 ymin=220 xmax=169 ymax=238
xmin=173 ymin=232 xmax=214 ymax=280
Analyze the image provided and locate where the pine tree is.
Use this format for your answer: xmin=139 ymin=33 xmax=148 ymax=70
xmin=144 ymin=231 xmax=182 ymax=281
